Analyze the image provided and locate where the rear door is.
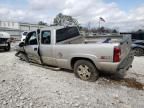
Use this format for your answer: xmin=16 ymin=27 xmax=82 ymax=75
xmin=24 ymin=31 xmax=41 ymax=64
xmin=39 ymin=30 xmax=57 ymax=66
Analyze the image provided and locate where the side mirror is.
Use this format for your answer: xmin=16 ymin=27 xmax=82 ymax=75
xmin=19 ymin=42 xmax=25 ymax=47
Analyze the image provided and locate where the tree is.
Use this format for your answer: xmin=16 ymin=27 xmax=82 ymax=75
xmin=38 ymin=21 xmax=47 ymax=25
xmin=97 ymin=26 xmax=105 ymax=33
xmin=82 ymin=26 xmax=119 ymax=33
xmin=53 ymin=13 xmax=79 ymax=26
xmin=87 ymin=22 xmax=91 ymax=32
xmin=112 ymin=29 xmax=118 ymax=33
xmin=137 ymin=29 xmax=143 ymax=33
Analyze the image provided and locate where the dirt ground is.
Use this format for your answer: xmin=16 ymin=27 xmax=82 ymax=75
xmin=0 ymin=44 xmax=144 ymax=108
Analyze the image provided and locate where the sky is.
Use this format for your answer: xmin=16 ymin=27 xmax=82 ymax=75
xmin=0 ymin=0 xmax=144 ymax=32
xmin=105 ymin=0 xmax=144 ymax=11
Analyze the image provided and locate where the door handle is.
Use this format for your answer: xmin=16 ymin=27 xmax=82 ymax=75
xmin=34 ymin=48 xmax=37 ymax=51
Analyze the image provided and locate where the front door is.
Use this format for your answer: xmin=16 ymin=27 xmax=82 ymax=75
xmin=24 ymin=31 xmax=41 ymax=64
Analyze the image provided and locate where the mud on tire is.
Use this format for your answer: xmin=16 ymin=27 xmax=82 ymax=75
xmin=74 ymin=60 xmax=99 ymax=82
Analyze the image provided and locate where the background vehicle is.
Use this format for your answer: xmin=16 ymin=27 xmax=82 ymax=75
xmin=121 ymin=32 xmax=144 ymax=42
xmin=131 ymin=32 xmax=144 ymax=41
xmin=21 ymin=31 xmax=28 ymax=42
xmin=132 ymin=40 xmax=144 ymax=56
xmin=0 ymin=32 xmax=11 ymax=51
xmin=16 ymin=26 xmax=134 ymax=81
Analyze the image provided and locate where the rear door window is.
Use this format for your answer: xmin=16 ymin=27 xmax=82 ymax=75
xmin=41 ymin=31 xmax=51 ymax=44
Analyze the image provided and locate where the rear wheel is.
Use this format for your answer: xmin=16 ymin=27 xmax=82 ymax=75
xmin=74 ymin=60 xmax=99 ymax=82
xmin=133 ymin=48 xmax=144 ymax=56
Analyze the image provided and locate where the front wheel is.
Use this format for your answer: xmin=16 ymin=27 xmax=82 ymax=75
xmin=74 ymin=60 xmax=99 ymax=82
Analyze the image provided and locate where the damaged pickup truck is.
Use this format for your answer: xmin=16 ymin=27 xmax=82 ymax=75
xmin=15 ymin=26 xmax=134 ymax=81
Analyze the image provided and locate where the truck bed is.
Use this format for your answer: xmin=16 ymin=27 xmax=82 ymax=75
xmin=57 ymin=35 xmax=124 ymax=45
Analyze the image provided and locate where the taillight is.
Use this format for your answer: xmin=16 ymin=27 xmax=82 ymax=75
xmin=113 ymin=47 xmax=121 ymax=62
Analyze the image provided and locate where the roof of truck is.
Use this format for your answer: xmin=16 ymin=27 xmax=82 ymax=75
xmin=41 ymin=25 xmax=77 ymax=31
xmin=41 ymin=26 xmax=64 ymax=31
xmin=0 ymin=32 xmax=10 ymax=38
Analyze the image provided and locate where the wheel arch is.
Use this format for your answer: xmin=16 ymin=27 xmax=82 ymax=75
xmin=71 ymin=57 xmax=97 ymax=70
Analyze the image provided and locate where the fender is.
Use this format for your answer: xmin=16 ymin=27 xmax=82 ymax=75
xmin=68 ymin=53 xmax=101 ymax=70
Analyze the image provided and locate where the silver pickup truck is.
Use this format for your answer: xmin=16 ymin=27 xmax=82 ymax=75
xmin=16 ymin=26 xmax=134 ymax=81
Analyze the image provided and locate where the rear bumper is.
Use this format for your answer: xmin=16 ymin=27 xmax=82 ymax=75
xmin=98 ymin=50 xmax=134 ymax=74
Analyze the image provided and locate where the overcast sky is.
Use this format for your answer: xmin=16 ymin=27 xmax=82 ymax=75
xmin=0 ymin=0 xmax=144 ymax=31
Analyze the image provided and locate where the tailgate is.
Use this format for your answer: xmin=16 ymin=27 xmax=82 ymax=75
xmin=120 ymin=35 xmax=132 ymax=61
xmin=117 ymin=35 xmax=134 ymax=72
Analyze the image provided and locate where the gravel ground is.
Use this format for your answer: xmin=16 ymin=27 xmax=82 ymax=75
xmin=0 ymin=45 xmax=144 ymax=108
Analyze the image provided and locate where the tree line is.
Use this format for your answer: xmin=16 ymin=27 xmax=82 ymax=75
xmin=37 ymin=13 xmax=144 ymax=33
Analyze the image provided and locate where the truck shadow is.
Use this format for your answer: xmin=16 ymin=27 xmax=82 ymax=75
xmin=99 ymin=73 xmax=144 ymax=90
xmin=0 ymin=49 xmax=12 ymax=53
xmin=60 ymin=69 xmax=73 ymax=73
xmin=61 ymin=68 xmax=144 ymax=90
xmin=0 ymin=49 xmax=7 ymax=53
xmin=28 ymin=62 xmax=144 ymax=90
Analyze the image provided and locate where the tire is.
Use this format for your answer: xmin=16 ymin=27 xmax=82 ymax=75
xmin=133 ymin=48 xmax=144 ymax=56
xmin=74 ymin=60 xmax=99 ymax=82
xmin=4 ymin=43 xmax=11 ymax=51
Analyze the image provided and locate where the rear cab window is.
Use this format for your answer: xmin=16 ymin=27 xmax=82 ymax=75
xmin=56 ymin=27 xmax=80 ymax=43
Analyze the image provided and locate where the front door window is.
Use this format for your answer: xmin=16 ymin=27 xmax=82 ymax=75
xmin=25 ymin=31 xmax=37 ymax=45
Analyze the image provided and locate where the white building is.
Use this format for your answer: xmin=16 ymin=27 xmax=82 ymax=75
xmin=0 ymin=21 xmax=19 ymax=29
xmin=0 ymin=20 xmax=48 ymax=38
xmin=20 ymin=23 xmax=47 ymax=31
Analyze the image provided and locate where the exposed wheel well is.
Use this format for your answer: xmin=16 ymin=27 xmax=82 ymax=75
xmin=71 ymin=57 xmax=96 ymax=69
